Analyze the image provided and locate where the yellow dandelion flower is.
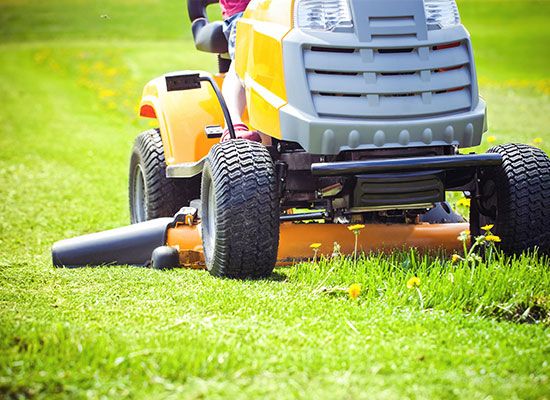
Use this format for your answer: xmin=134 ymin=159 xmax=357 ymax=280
xmin=456 ymin=198 xmax=471 ymax=207
xmin=452 ymin=254 xmax=461 ymax=263
xmin=406 ymin=276 xmax=421 ymax=289
xmin=309 ymin=243 xmax=322 ymax=249
xmin=348 ymin=224 xmax=365 ymax=232
xmin=481 ymin=224 xmax=494 ymax=232
xmin=487 ymin=135 xmax=497 ymax=144
xmin=34 ymin=52 xmax=47 ymax=64
xmin=348 ymin=283 xmax=361 ymax=299
xmin=485 ymin=234 xmax=501 ymax=243
xmin=49 ymin=60 xmax=61 ymax=71
xmin=99 ymin=89 xmax=116 ymax=99
xmin=457 ymin=229 xmax=471 ymax=242
xmin=533 ymin=137 xmax=543 ymax=145
xmin=105 ymin=67 xmax=118 ymax=77
xmin=92 ymin=61 xmax=106 ymax=70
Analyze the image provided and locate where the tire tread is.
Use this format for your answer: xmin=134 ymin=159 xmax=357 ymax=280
xmin=129 ymin=129 xmax=200 ymax=222
xmin=486 ymin=143 xmax=550 ymax=254
xmin=201 ymin=140 xmax=279 ymax=279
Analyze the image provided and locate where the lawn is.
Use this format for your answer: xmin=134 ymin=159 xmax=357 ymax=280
xmin=0 ymin=0 xmax=549 ymax=398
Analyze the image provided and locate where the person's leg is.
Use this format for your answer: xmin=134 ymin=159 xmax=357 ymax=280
xmin=220 ymin=60 xmax=261 ymax=142
xmin=222 ymin=62 xmax=246 ymax=127
xmin=220 ymin=12 xmax=260 ymax=142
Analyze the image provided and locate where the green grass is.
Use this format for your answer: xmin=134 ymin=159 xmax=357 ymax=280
xmin=1 ymin=0 xmax=549 ymax=398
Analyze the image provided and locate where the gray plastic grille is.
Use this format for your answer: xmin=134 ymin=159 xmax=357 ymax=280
xmin=304 ymin=41 xmax=474 ymax=119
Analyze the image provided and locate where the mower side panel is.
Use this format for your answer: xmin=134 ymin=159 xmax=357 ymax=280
xmin=139 ymin=71 xmax=224 ymax=166
xmin=235 ymin=0 xmax=293 ymax=139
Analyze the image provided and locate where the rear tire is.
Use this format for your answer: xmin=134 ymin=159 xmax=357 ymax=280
xmin=201 ymin=140 xmax=280 ymax=279
xmin=474 ymin=143 xmax=550 ymax=254
xmin=129 ymin=129 xmax=200 ymax=223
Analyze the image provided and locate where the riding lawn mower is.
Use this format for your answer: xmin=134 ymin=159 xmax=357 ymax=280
xmin=52 ymin=0 xmax=550 ymax=278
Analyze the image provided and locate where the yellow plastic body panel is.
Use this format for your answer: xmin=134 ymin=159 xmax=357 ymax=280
xmin=235 ymin=0 xmax=294 ymax=139
xmin=166 ymin=222 xmax=469 ymax=269
xmin=139 ymin=71 xmax=224 ymax=165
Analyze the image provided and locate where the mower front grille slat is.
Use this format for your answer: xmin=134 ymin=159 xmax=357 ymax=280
xmin=308 ymin=66 xmax=470 ymax=95
xmin=304 ymin=44 xmax=469 ymax=74
xmin=303 ymin=41 xmax=474 ymax=118
xmin=313 ymin=89 xmax=472 ymax=118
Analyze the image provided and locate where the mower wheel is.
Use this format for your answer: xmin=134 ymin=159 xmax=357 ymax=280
xmin=474 ymin=143 xmax=550 ymax=254
xmin=201 ymin=139 xmax=280 ymax=279
xmin=129 ymin=129 xmax=200 ymax=223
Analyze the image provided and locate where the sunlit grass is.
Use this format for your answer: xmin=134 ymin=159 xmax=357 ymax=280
xmin=0 ymin=0 xmax=549 ymax=398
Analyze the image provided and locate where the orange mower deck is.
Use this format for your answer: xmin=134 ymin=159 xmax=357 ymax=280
xmin=167 ymin=222 xmax=469 ymax=268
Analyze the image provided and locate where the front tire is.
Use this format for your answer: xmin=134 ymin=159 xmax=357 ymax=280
xmin=129 ymin=129 xmax=200 ymax=223
xmin=474 ymin=143 xmax=550 ymax=254
xmin=201 ymin=140 xmax=280 ymax=279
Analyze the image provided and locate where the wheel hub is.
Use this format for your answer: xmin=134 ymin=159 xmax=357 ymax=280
xmin=132 ymin=165 xmax=147 ymax=223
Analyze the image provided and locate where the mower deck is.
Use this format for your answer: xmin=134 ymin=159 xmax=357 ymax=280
xmin=167 ymin=222 xmax=469 ymax=268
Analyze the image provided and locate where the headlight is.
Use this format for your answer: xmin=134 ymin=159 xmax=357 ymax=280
xmin=294 ymin=0 xmax=353 ymax=32
xmin=423 ymin=0 xmax=461 ymax=29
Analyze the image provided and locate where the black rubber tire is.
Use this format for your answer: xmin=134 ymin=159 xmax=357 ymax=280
xmin=201 ymin=139 xmax=280 ymax=279
xmin=129 ymin=129 xmax=201 ymax=223
xmin=474 ymin=143 xmax=550 ymax=254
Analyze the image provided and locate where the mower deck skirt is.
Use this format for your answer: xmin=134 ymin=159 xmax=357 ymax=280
xmin=167 ymin=222 xmax=469 ymax=267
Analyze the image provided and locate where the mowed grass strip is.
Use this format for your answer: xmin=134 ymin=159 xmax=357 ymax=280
xmin=1 ymin=0 xmax=549 ymax=398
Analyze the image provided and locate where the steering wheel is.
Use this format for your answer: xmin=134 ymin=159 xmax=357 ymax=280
xmin=187 ymin=0 xmax=228 ymax=54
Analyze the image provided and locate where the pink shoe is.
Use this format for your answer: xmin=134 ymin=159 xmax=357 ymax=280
xmin=221 ymin=123 xmax=262 ymax=143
